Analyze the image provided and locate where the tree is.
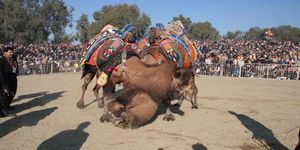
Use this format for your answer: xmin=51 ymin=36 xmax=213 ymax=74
xmin=75 ymin=13 xmax=89 ymax=44
xmin=1 ymin=0 xmax=30 ymax=44
xmin=244 ymin=27 xmax=264 ymax=40
xmin=87 ymin=3 xmax=151 ymax=39
xmin=0 ymin=0 xmax=73 ymax=44
xmin=272 ymin=25 xmax=300 ymax=42
xmin=133 ymin=13 xmax=151 ymax=37
xmin=225 ymin=30 xmax=245 ymax=39
xmin=24 ymin=0 xmax=49 ymax=44
xmin=0 ymin=0 xmax=5 ymax=42
xmin=188 ymin=21 xmax=220 ymax=40
xmin=40 ymin=0 xmax=73 ymax=43
xmin=171 ymin=14 xmax=192 ymax=32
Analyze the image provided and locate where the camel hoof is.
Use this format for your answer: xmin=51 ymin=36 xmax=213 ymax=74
xmin=163 ymin=114 xmax=175 ymax=121
xmin=191 ymin=105 xmax=198 ymax=109
xmin=100 ymin=113 xmax=111 ymax=123
xmin=77 ymin=101 xmax=85 ymax=109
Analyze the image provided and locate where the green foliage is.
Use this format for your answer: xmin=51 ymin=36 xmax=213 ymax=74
xmin=188 ymin=21 xmax=219 ymax=40
xmin=225 ymin=30 xmax=245 ymax=39
xmin=87 ymin=3 xmax=151 ymax=39
xmin=271 ymin=25 xmax=300 ymax=42
xmin=0 ymin=0 xmax=72 ymax=45
xmin=244 ymin=27 xmax=264 ymax=40
xmin=40 ymin=0 xmax=73 ymax=43
xmin=230 ymin=25 xmax=300 ymax=42
xmin=1 ymin=0 xmax=30 ymax=44
xmin=171 ymin=14 xmax=192 ymax=31
xmin=1 ymin=0 xmax=300 ymax=44
xmin=75 ymin=13 xmax=89 ymax=43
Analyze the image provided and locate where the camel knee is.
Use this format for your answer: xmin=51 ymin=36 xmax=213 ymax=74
xmin=81 ymin=83 xmax=88 ymax=91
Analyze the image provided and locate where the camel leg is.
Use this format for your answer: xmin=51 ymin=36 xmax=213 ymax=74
xmin=100 ymin=80 xmax=116 ymax=122
xmin=77 ymin=73 xmax=95 ymax=109
xmin=177 ymin=96 xmax=185 ymax=107
xmin=172 ymin=95 xmax=184 ymax=107
xmin=162 ymin=100 xmax=175 ymax=121
xmin=92 ymin=84 xmax=103 ymax=108
xmin=191 ymin=82 xmax=199 ymax=109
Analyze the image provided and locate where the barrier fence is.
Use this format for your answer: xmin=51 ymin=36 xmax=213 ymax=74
xmin=18 ymin=60 xmax=80 ymax=75
xmin=18 ymin=60 xmax=300 ymax=80
xmin=194 ymin=63 xmax=300 ymax=80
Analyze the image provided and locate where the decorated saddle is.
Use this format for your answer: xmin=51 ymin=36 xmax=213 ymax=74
xmin=80 ymin=24 xmax=136 ymax=67
xmin=143 ymin=21 xmax=198 ymax=69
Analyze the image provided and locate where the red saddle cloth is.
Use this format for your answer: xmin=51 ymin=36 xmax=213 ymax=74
xmin=86 ymin=37 xmax=125 ymax=66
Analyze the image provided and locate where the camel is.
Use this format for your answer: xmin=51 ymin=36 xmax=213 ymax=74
xmin=99 ymin=46 xmax=194 ymax=127
xmin=76 ymin=39 xmax=117 ymax=109
xmin=137 ymin=32 xmax=199 ymax=109
xmin=77 ymin=24 xmax=137 ymax=109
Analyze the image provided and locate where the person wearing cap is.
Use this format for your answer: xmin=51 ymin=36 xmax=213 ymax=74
xmin=2 ymin=46 xmax=19 ymax=110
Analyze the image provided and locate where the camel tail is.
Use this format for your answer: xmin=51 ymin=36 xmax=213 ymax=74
xmin=81 ymin=64 xmax=98 ymax=79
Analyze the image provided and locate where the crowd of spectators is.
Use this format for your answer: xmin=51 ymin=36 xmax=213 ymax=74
xmin=0 ymin=43 xmax=82 ymax=75
xmin=192 ymin=39 xmax=300 ymax=80
xmin=1 ymin=38 xmax=300 ymax=79
xmin=192 ymin=39 xmax=300 ymax=65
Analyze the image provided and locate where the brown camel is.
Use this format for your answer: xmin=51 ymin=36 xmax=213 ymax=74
xmin=77 ymin=64 xmax=102 ymax=109
xmin=76 ymin=38 xmax=117 ymax=109
xmin=138 ymin=36 xmax=199 ymax=109
xmin=76 ymin=34 xmax=136 ymax=109
xmin=100 ymin=46 xmax=194 ymax=126
xmin=106 ymin=90 xmax=159 ymax=128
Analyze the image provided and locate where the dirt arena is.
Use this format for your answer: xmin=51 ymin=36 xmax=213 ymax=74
xmin=0 ymin=72 xmax=299 ymax=150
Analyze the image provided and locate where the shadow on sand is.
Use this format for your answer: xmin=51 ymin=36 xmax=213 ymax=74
xmin=0 ymin=107 xmax=57 ymax=138
xmin=147 ymin=103 xmax=185 ymax=125
xmin=228 ymin=110 xmax=288 ymax=150
xmin=37 ymin=121 xmax=90 ymax=150
xmin=192 ymin=143 xmax=207 ymax=150
xmin=12 ymin=91 xmax=65 ymax=113
xmin=13 ymin=91 xmax=48 ymax=103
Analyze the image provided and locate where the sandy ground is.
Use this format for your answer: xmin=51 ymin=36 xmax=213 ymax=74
xmin=0 ymin=72 xmax=299 ymax=150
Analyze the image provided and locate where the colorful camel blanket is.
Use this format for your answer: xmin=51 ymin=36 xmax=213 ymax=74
xmin=85 ymin=37 xmax=125 ymax=66
xmin=84 ymin=34 xmax=119 ymax=64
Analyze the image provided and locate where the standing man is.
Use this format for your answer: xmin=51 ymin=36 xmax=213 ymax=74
xmin=2 ymin=46 xmax=19 ymax=110
xmin=0 ymin=48 xmax=10 ymax=116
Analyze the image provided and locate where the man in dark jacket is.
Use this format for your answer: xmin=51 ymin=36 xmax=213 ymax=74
xmin=2 ymin=46 xmax=18 ymax=110
xmin=0 ymin=48 xmax=10 ymax=116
